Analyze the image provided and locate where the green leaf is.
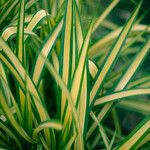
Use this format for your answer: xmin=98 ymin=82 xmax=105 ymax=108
xmin=32 ymin=19 xmax=63 ymax=85
xmin=94 ymin=88 xmax=150 ymax=106
xmin=59 ymin=0 xmax=73 ymax=117
xmin=90 ymin=38 xmax=150 ymax=138
xmin=32 ymin=120 xmax=62 ymax=139
xmin=88 ymin=25 xmax=150 ymax=58
xmin=117 ymin=115 xmax=150 ymax=149
xmin=17 ymin=0 xmax=25 ymax=63
xmin=90 ymin=1 xmax=142 ymax=106
xmin=93 ymin=0 xmax=119 ymax=32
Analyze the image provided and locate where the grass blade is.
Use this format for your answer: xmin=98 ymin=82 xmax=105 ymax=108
xmin=32 ymin=19 xmax=63 ymax=85
xmin=59 ymin=0 xmax=73 ymax=118
xmin=93 ymin=0 xmax=119 ymax=32
xmin=117 ymin=115 xmax=150 ymax=149
xmin=94 ymin=88 xmax=150 ymax=106
xmin=90 ymin=1 xmax=142 ymax=106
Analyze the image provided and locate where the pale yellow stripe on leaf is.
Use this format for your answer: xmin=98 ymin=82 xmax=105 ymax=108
xmin=118 ymin=119 xmax=150 ymax=150
xmin=95 ymin=89 xmax=150 ymax=106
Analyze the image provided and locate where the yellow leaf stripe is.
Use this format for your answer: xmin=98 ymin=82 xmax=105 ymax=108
xmin=94 ymin=89 xmax=150 ymax=106
xmin=32 ymin=19 xmax=63 ymax=85
xmin=118 ymin=115 xmax=150 ymax=149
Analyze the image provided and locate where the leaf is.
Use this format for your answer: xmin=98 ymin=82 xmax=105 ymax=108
xmin=32 ymin=120 xmax=62 ymax=139
xmin=88 ymin=25 xmax=150 ymax=58
xmin=59 ymin=0 xmax=73 ymax=117
xmin=17 ymin=0 xmax=25 ymax=63
xmin=90 ymin=1 xmax=142 ymax=106
xmin=91 ymin=38 xmax=150 ymax=137
xmin=117 ymin=115 xmax=150 ymax=149
xmin=32 ymin=19 xmax=63 ymax=85
xmin=93 ymin=0 xmax=119 ymax=32
xmin=94 ymin=88 xmax=150 ymax=106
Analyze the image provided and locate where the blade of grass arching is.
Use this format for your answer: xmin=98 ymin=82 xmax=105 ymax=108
xmin=90 ymin=1 xmax=142 ymax=106
xmin=1 ymin=9 xmax=48 ymax=42
xmin=104 ymin=39 xmax=150 ymax=135
xmin=38 ymin=52 xmax=84 ymax=149
xmin=1 ymin=27 xmax=36 ymax=41
xmin=32 ymin=19 xmax=63 ymax=86
xmin=92 ymin=0 xmax=119 ymax=32
xmin=25 ymin=10 xmax=47 ymax=35
xmin=88 ymin=25 xmax=150 ymax=58
xmin=90 ymin=111 xmax=110 ymax=149
xmin=32 ymin=120 xmax=62 ymax=139
xmin=0 ymin=121 xmax=22 ymax=150
xmin=59 ymin=0 xmax=73 ymax=119
xmin=117 ymin=115 xmax=150 ymax=149
xmin=0 ymin=0 xmax=19 ymax=25
xmin=0 ymin=78 xmax=36 ymax=144
xmin=94 ymin=88 xmax=150 ymax=106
